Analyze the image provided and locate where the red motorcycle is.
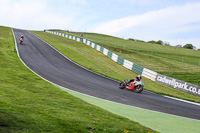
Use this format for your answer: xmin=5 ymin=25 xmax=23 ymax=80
xmin=19 ymin=38 xmax=24 ymax=44
xmin=119 ymin=79 xmax=144 ymax=93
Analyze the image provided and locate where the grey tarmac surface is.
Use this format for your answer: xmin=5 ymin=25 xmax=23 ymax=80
xmin=13 ymin=28 xmax=200 ymax=120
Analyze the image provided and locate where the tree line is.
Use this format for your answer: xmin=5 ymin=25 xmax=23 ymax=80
xmin=128 ymin=38 xmax=199 ymax=50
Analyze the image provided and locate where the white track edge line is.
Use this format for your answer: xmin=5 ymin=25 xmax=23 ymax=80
xmin=164 ymin=95 xmax=200 ymax=106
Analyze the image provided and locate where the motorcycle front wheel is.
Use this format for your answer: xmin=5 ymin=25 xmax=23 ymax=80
xmin=134 ymin=85 xmax=143 ymax=93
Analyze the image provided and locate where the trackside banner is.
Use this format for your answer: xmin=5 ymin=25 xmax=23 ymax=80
xmin=156 ymin=74 xmax=200 ymax=97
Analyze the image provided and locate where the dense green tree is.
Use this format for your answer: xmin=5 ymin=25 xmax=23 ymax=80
xmin=148 ymin=40 xmax=156 ymax=44
xmin=156 ymin=40 xmax=163 ymax=45
xmin=128 ymin=38 xmax=135 ymax=41
xmin=148 ymin=40 xmax=163 ymax=45
xmin=183 ymin=44 xmax=194 ymax=49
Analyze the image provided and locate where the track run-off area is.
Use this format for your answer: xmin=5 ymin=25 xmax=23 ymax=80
xmin=13 ymin=28 xmax=200 ymax=133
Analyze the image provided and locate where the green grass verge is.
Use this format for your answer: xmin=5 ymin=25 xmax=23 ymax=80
xmin=30 ymin=31 xmax=200 ymax=103
xmin=59 ymin=31 xmax=200 ymax=85
xmin=0 ymin=27 xmax=157 ymax=132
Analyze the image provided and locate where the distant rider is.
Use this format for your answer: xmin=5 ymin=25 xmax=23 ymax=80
xmin=126 ymin=75 xmax=142 ymax=86
xmin=20 ymin=35 xmax=24 ymax=41
xmin=19 ymin=35 xmax=24 ymax=44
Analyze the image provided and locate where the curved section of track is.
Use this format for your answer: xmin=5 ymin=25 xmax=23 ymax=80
xmin=13 ymin=28 xmax=200 ymax=120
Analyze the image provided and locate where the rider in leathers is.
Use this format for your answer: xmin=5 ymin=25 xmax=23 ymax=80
xmin=127 ymin=75 xmax=142 ymax=86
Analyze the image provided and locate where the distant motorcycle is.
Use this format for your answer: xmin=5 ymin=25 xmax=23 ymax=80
xmin=19 ymin=38 xmax=24 ymax=44
xmin=119 ymin=79 xmax=144 ymax=93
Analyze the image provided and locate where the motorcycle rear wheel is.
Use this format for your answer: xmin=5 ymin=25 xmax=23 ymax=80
xmin=119 ymin=82 xmax=125 ymax=89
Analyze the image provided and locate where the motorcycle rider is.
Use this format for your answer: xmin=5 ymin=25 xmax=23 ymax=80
xmin=20 ymin=35 xmax=24 ymax=40
xmin=19 ymin=35 xmax=24 ymax=41
xmin=19 ymin=35 xmax=24 ymax=44
xmin=126 ymin=75 xmax=142 ymax=86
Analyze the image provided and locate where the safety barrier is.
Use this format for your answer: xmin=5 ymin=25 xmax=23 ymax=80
xmin=132 ymin=64 xmax=143 ymax=75
xmin=45 ymin=30 xmax=200 ymax=97
xmin=117 ymin=56 xmax=124 ymax=66
xmin=123 ymin=59 xmax=134 ymax=70
xmin=142 ymin=68 xmax=157 ymax=81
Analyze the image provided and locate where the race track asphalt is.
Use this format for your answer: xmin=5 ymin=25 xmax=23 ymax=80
xmin=13 ymin=28 xmax=200 ymax=120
